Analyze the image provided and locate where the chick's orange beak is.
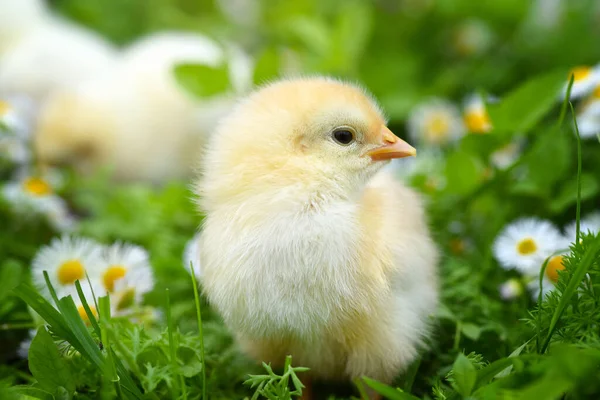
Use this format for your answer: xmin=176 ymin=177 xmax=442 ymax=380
xmin=367 ymin=126 xmax=417 ymax=161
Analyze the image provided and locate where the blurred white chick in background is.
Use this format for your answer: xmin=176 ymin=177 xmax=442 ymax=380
xmin=0 ymin=0 xmax=118 ymax=102
xmin=197 ymin=77 xmax=439 ymax=397
xmin=35 ymin=32 xmax=253 ymax=183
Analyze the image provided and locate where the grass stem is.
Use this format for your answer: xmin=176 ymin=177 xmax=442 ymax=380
xmin=190 ymin=262 xmax=207 ymax=399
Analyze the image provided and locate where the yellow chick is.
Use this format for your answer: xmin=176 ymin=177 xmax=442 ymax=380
xmin=0 ymin=0 xmax=118 ymax=102
xmin=34 ymin=32 xmax=250 ymax=182
xmin=196 ymin=77 xmax=439 ymax=396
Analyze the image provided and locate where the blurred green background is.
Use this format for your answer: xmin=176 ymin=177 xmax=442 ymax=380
xmin=51 ymin=0 xmax=600 ymax=125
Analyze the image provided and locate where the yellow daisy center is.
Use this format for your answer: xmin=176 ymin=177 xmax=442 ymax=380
xmin=57 ymin=259 xmax=85 ymax=285
xmin=545 ymin=256 xmax=565 ymax=283
xmin=0 ymin=100 xmax=10 ymax=117
xmin=464 ymin=110 xmax=491 ymax=134
xmin=103 ymin=265 xmax=127 ymax=292
xmin=516 ymin=238 xmax=537 ymax=255
xmin=425 ymin=113 xmax=450 ymax=141
xmin=593 ymin=85 xmax=600 ymax=99
xmin=22 ymin=177 xmax=52 ymax=196
xmin=570 ymin=66 xmax=591 ymax=82
xmin=77 ymin=304 xmax=98 ymax=325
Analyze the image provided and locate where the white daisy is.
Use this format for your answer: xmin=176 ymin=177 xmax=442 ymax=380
xmin=561 ymin=65 xmax=600 ymax=100
xmin=528 ymin=0 xmax=564 ymax=29
xmin=463 ymin=93 xmax=492 ymax=134
xmin=31 ymin=236 xmax=104 ymax=299
xmin=493 ymin=218 xmax=565 ymax=275
xmin=97 ymin=242 xmax=154 ymax=312
xmin=498 ymin=278 xmax=524 ymax=301
xmin=452 ymin=19 xmax=494 ymax=57
xmin=576 ymin=93 xmax=600 ymax=139
xmin=490 ymin=141 xmax=523 ymax=170
xmin=183 ymin=232 xmax=202 ymax=279
xmin=407 ymin=98 xmax=465 ymax=146
xmin=2 ymin=175 xmax=75 ymax=231
xmin=563 ymin=213 xmax=600 ymax=244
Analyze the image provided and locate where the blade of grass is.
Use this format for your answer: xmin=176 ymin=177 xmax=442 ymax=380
xmin=362 ymin=376 xmax=420 ymax=400
xmin=557 ymin=75 xmax=575 ymax=127
xmin=43 ymin=271 xmax=62 ymax=309
xmin=114 ymin=357 xmax=146 ymax=400
xmin=570 ymin=102 xmax=582 ymax=243
xmin=190 ymin=262 xmax=207 ymax=400
xmin=75 ymin=280 xmax=101 ymax=337
xmin=99 ymin=296 xmax=123 ymax=399
xmin=536 ymin=256 xmax=552 ymax=353
xmin=539 ymin=101 xmax=586 ymax=354
xmin=57 ymin=296 xmax=105 ymax=367
xmin=11 ymin=284 xmax=74 ymax=343
xmin=401 ymin=357 xmax=421 ymax=393
xmin=85 ymin=272 xmax=100 ymax=313
xmin=166 ymin=288 xmax=186 ymax=400
xmin=354 ymin=377 xmax=370 ymax=400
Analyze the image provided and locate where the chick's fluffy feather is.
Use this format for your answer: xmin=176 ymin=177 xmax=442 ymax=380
xmin=34 ymin=32 xmax=244 ymax=182
xmin=197 ymin=77 xmax=438 ymax=382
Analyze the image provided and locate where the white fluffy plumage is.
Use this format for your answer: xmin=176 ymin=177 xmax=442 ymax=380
xmin=196 ymin=77 xmax=439 ymax=388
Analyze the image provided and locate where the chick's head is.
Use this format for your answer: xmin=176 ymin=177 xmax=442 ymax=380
xmin=34 ymin=91 xmax=115 ymax=174
xmin=199 ymin=77 xmax=416 ymax=211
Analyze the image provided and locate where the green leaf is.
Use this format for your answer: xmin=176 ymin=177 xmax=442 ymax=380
xmin=444 ymin=150 xmax=484 ymax=195
xmin=548 ymin=173 xmax=599 ymax=213
xmin=361 ymin=377 xmax=420 ymax=400
xmin=285 ymin=17 xmax=331 ymax=55
xmin=494 ymin=341 xmax=529 ymax=379
xmin=28 ymin=327 xmax=74 ymax=394
xmin=174 ymin=63 xmax=230 ymax=98
xmin=8 ymin=386 xmax=55 ymax=400
xmin=515 ymin=375 xmax=571 ymax=400
xmin=511 ymin=127 xmax=572 ymax=197
xmin=474 ymin=357 xmax=514 ymax=388
xmin=461 ymin=323 xmax=482 ymax=341
xmin=487 ymin=70 xmax=567 ymax=135
xmin=452 ymin=353 xmax=477 ymax=397
xmin=53 ymin=387 xmax=69 ymax=400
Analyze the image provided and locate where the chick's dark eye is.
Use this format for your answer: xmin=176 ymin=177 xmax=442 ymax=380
xmin=332 ymin=129 xmax=355 ymax=145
